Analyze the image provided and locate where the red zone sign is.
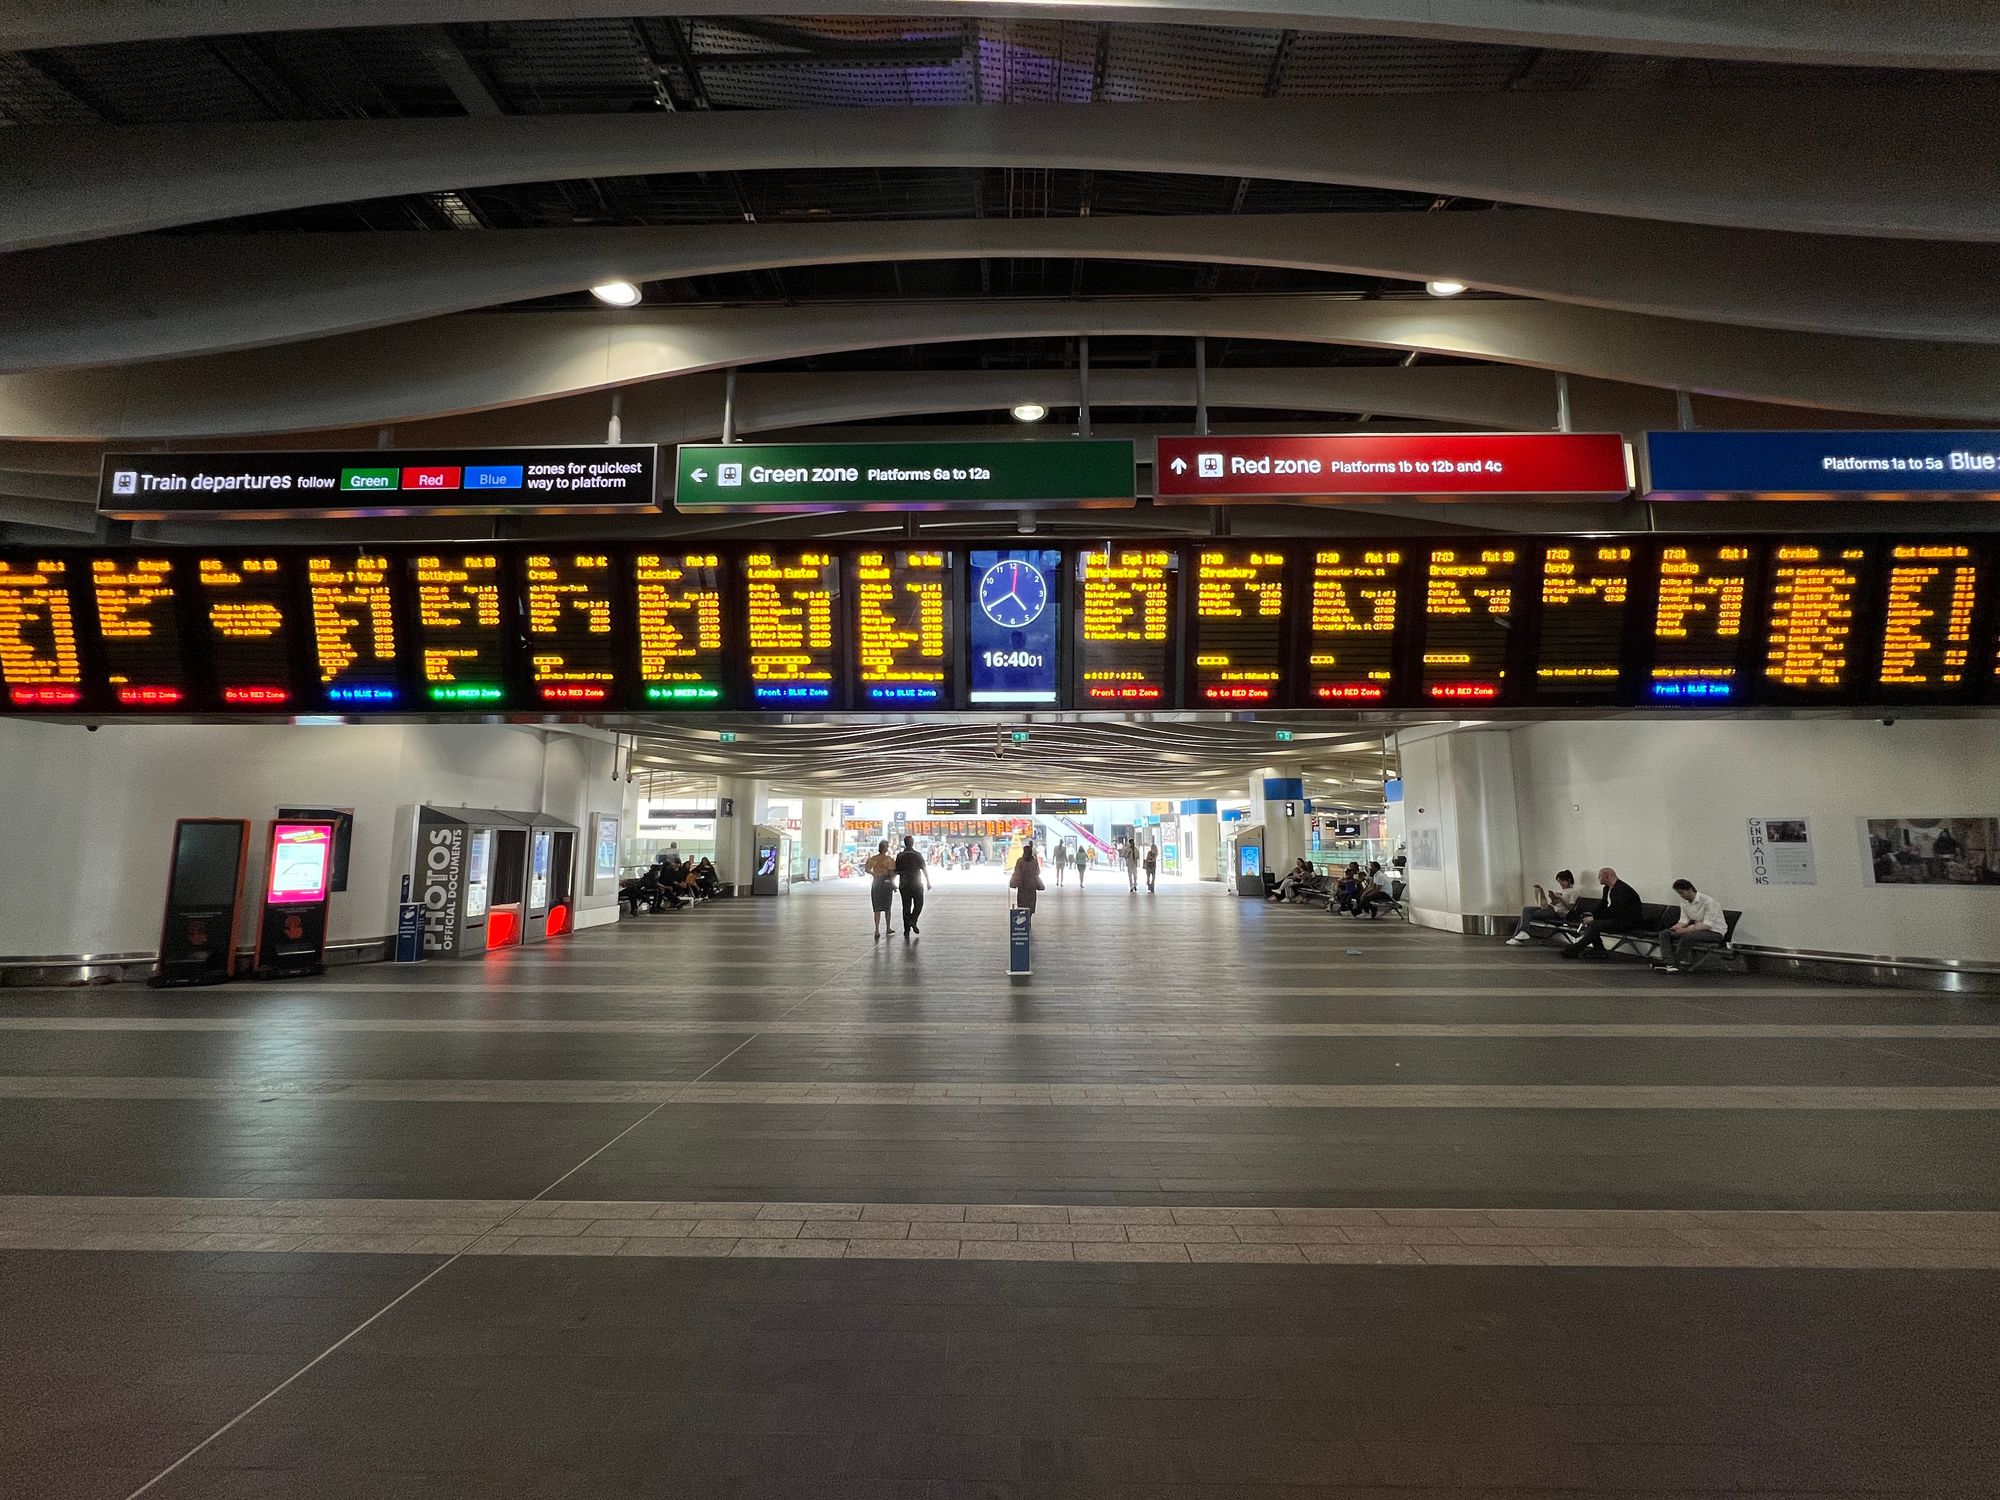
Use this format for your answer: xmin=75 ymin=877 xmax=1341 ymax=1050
xmin=1154 ymin=433 xmax=1632 ymax=501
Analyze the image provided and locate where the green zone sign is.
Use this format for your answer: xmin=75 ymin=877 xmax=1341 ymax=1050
xmin=675 ymin=441 xmax=1135 ymax=512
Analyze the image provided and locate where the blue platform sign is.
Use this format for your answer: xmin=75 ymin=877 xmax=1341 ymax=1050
xmin=1007 ymin=907 xmax=1032 ymax=976
xmin=1645 ymin=430 xmax=2000 ymax=498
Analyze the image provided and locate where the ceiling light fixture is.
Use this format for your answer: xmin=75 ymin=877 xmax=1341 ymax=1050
xmin=590 ymin=280 xmax=643 ymax=307
xmin=1011 ymin=402 xmax=1049 ymax=423
xmin=1425 ymin=279 xmax=1468 ymax=299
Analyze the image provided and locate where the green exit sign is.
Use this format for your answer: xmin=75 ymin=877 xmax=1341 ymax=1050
xmin=675 ymin=440 xmax=1135 ymax=512
xmin=1010 ymin=730 xmax=1031 ymax=744
xmin=718 ymin=731 xmax=737 ymax=743
xmin=1275 ymin=729 xmax=1294 ymax=742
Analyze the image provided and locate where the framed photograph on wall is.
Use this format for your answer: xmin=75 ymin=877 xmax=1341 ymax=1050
xmin=590 ymin=813 xmax=620 ymax=894
xmin=1857 ymin=817 xmax=2000 ymax=887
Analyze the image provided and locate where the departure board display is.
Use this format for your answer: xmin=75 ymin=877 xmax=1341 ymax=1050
xmin=1191 ymin=547 xmax=1288 ymax=703
xmin=1076 ymin=547 xmax=1177 ymax=704
xmin=1764 ymin=540 xmax=1867 ymax=694
xmin=1878 ymin=544 xmax=1979 ymax=692
xmin=744 ymin=549 xmax=842 ymax=705
xmin=409 ymin=551 xmax=508 ymax=706
xmin=1306 ymin=547 xmax=1402 ymax=703
xmin=635 ymin=551 xmax=725 ymax=705
xmin=195 ymin=553 xmax=294 ymax=707
xmin=91 ymin=555 xmax=189 ymax=708
xmin=0 ymin=555 xmax=84 ymax=707
xmin=1421 ymin=545 xmax=1517 ymax=701
xmin=855 ymin=549 xmax=952 ymax=705
xmin=1534 ymin=541 xmax=1634 ymax=695
xmin=520 ymin=551 xmax=619 ymax=705
xmin=1649 ymin=541 xmax=1756 ymax=701
xmin=306 ymin=550 xmax=400 ymax=706
xmin=969 ymin=548 xmax=1061 ymax=704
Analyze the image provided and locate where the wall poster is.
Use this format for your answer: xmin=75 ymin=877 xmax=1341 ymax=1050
xmin=1407 ymin=826 xmax=1442 ymax=871
xmin=1859 ymin=818 xmax=2000 ymax=886
xmin=1746 ymin=817 xmax=1816 ymax=886
xmin=591 ymin=813 xmax=620 ymax=893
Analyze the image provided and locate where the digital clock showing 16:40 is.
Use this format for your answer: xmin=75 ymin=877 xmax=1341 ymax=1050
xmin=969 ymin=549 xmax=1061 ymax=703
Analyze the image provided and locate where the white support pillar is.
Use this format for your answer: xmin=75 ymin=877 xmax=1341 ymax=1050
xmin=799 ymin=796 xmax=833 ymax=877
xmin=1392 ymin=726 xmax=1524 ymax=934
xmin=1181 ymin=800 xmax=1222 ymax=882
xmin=1247 ymin=761 xmax=1308 ymax=875
xmin=713 ymin=776 xmax=769 ymax=896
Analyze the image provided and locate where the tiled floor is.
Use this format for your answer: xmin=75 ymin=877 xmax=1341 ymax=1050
xmin=2 ymin=870 xmax=1996 ymax=1498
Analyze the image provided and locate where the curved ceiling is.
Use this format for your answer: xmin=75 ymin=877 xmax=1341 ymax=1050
xmin=11 ymin=0 xmax=1995 ymax=69
xmin=11 ymin=86 xmax=2000 ymax=254
xmin=15 ymin=211 xmax=2000 ymax=371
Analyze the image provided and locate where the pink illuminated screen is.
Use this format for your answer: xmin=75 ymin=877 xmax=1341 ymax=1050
xmin=266 ymin=822 xmax=334 ymax=905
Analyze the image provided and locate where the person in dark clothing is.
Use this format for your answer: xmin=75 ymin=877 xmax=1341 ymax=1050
xmin=1559 ymin=866 xmax=1645 ymax=960
xmin=1142 ymin=843 xmax=1158 ymax=893
xmin=1009 ymin=841 xmax=1045 ymax=913
xmin=894 ymin=834 xmax=931 ymax=936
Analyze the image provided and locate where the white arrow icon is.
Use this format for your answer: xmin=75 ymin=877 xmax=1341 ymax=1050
xmin=690 ymin=468 xmax=707 ymax=483
xmin=1169 ymin=456 xmax=1188 ymax=474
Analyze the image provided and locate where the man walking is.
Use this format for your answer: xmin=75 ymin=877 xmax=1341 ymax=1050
xmin=1053 ymin=841 xmax=1069 ymax=886
xmin=1143 ymin=842 xmax=1158 ymax=893
xmin=894 ymin=834 xmax=931 ymax=936
xmin=1123 ymin=837 xmax=1140 ymax=891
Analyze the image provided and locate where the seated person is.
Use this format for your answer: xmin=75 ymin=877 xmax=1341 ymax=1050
xmin=692 ymin=857 xmax=719 ymax=898
xmin=1653 ymin=879 xmax=1729 ymax=973
xmin=1272 ymin=857 xmax=1315 ymax=902
xmin=620 ymin=866 xmax=660 ymax=916
xmin=1506 ymin=869 xmax=1580 ymax=945
xmin=1558 ymin=866 xmax=1643 ymax=960
xmin=1331 ymin=863 xmax=1364 ymax=915
xmin=1356 ymin=862 xmax=1398 ymax=918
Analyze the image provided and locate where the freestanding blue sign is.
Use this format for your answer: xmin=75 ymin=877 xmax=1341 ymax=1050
xmin=1007 ymin=906 xmax=1032 ymax=976
xmin=1645 ymin=430 xmax=2000 ymax=498
xmin=395 ymin=902 xmax=424 ymax=962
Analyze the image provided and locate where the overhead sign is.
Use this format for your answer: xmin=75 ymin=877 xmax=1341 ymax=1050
xmin=1645 ymin=430 xmax=2000 ymax=499
xmin=1155 ymin=433 xmax=1631 ymax=501
xmin=926 ymin=797 xmax=981 ymax=815
xmin=675 ymin=441 xmax=1134 ymax=511
xmin=99 ymin=446 xmax=661 ymax=519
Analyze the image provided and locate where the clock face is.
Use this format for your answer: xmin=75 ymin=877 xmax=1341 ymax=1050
xmin=977 ymin=558 xmax=1049 ymax=629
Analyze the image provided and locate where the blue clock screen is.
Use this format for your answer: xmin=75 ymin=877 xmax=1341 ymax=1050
xmin=968 ymin=548 xmax=1061 ymax=703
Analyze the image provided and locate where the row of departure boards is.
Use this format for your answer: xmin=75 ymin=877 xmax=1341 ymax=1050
xmin=0 ymin=538 xmax=1995 ymax=714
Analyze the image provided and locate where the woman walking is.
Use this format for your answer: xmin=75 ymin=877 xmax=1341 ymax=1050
xmin=1010 ymin=840 xmax=1046 ymax=914
xmin=864 ymin=838 xmax=897 ymax=939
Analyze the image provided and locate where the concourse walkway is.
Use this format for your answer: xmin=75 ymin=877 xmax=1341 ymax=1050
xmin=2 ymin=875 xmax=1998 ymax=1498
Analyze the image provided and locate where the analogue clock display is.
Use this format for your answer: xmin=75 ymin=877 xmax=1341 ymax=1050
xmin=978 ymin=558 xmax=1048 ymax=629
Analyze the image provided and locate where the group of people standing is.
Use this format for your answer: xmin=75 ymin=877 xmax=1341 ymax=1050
xmin=863 ymin=832 xmax=1162 ymax=936
xmin=1049 ymin=838 xmax=1157 ymax=891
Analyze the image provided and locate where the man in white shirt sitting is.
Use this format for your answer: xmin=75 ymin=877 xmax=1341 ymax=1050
xmin=1653 ymin=879 xmax=1729 ymax=972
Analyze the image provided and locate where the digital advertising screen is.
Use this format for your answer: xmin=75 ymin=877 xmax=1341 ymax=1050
xmin=854 ymin=548 xmax=952 ymax=706
xmin=88 ymin=554 xmax=191 ymax=709
xmin=194 ymin=552 xmax=295 ymax=707
xmin=1764 ymin=540 xmax=1868 ymax=695
xmin=1649 ymin=540 xmax=1757 ymax=702
xmin=306 ymin=550 xmax=401 ymax=706
xmin=265 ymin=822 xmax=334 ymax=905
xmin=744 ymin=549 xmax=842 ymax=705
xmin=409 ymin=551 xmax=508 ymax=706
xmin=1190 ymin=547 xmax=1288 ymax=704
xmin=1306 ymin=546 xmax=1402 ymax=704
xmin=520 ymin=550 xmax=619 ymax=705
xmin=1534 ymin=541 xmax=1634 ymax=695
xmin=1420 ymin=545 xmax=1518 ymax=702
xmin=1877 ymin=544 xmax=1979 ymax=693
xmin=967 ymin=548 xmax=1061 ymax=704
xmin=635 ymin=550 xmax=726 ymax=705
xmin=1075 ymin=547 xmax=1176 ymax=705
xmin=0 ymin=554 xmax=85 ymax=708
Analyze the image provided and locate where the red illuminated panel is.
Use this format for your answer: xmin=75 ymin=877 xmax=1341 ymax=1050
xmin=195 ymin=553 xmax=294 ymax=707
xmin=1077 ymin=548 xmax=1176 ymax=703
xmin=1190 ymin=547 xmax=1287 ymax=703
xmin=0 ymin=555 xmax=85 ymax=708
xmin=520 ymin=551 xmax=618 ymax=705
xmin=1307 ymin=547 xmax=1402 ymax=702
xmin=1421 ymin=545 xmax=1517 ymax=701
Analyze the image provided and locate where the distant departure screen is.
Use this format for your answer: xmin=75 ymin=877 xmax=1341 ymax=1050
xmin=967 ymin=548 xmax=1060 ymax=704
xmin=1878 ymin=544 xmax=1979 ymax=692
xmin=1534 ymin=541 xmax=1634 ymax=695
xmin=195 ymin=552 xmax=294 ymax=707
xmin=744 ymin=548 xmax=842 ymax=705
xmin=306 ymin=550 xmax=400 ymax=706
xmin=409 ymin=551 xmax=508 ymax=706
xmin=1191 ymin=547 xmax=1288 ymax=703
xmin=0 ymin=554 xmax=84 ymax=708
xmin=1649 ymin=540 xmax=1756 ymax=702
xmin=90 ymin=555 xmax=189 ymax=708
xmin=1764 ymin=540 xmax=1867 ymax=694
xmin=1075 ymin=547 xmax=1176 ymax=704
xmin=520 ymin=550 xmax=618 ymax=705
xmin=635 ymin=550 xmax=725 ymax=705
xmin=1306 ymin=546 xmax=1402 ymax=703
xmin=1421 ymin=545 xmax=1517 ymax=701
xmin=854 ymin=549 xmax=950 ymax=706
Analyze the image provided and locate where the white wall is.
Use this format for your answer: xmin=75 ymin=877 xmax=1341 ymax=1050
xmin=0 ymin=719 xmax=621 ymax=959
xmin=1509 ymin=719 xmax=2000 ymax=962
